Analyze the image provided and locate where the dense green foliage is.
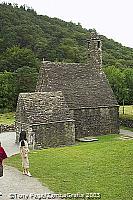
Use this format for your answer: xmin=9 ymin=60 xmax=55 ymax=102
xmin=103 ymin=67 xmax=133 ymax=105
xmin=1 ymin=3 xmax=133 ymax=66
xmin=0 ymin=46 xmax=39 ymax=72
xmin=0 ymin=68 xmax=38 ymax=112
xmin=0 ymin=3 xmax=133 ymax=111
xmin=7 ymin=135 xmax=133 ymax=200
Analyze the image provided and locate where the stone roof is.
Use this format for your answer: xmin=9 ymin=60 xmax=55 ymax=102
xmin=36 ymin=62 xmax=118 ymax=109
xmin=17 ymin=91 xmax=73 ymax=124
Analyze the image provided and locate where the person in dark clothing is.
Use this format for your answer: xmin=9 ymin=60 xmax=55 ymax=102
xmin=0 ymin=141 xmax=7 ymax=177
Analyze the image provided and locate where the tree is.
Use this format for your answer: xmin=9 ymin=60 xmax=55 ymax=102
xmin=0 ymin=67 xmax=38 ymax=112
xmin=123 ymin=68 xmax=133 ymax=104
xmin=15 ymin=66 xmax=38 ymax=94
xmin=0 ymin=46 xmax=39 ymax=72
xmin=0 ymin=71 xmax=17 ymax=111
xmin=104 ymin=66 xmax=128 ymax=104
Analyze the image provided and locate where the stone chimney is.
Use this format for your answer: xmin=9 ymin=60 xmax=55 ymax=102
xmin=87 ymin=31 xmax=102 ymax=68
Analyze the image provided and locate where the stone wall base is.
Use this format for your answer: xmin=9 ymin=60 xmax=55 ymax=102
xmin=73 ymin=106 xmax=119 ymax=138
xmin=120 ymin=118 xmax=133 ymax=128
xmin=0 ymin=124 xmax=15 ymax=133
xmin=32 ymin=121 xmax=75 ymax=149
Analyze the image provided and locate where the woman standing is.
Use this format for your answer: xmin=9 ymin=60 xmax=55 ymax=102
xmin=19 ymin=131 xmax=32 ymax=177
xmin=0 ymin=141 xmax=7 ymax=177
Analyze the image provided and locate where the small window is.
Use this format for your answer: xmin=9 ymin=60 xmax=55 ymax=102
xmin=98 ymin=41 xmax=100 ymax=48
xmin=88 ymin=41 xmax=90 ymax=49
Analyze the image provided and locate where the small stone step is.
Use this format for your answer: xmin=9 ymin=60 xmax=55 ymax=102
xmin=76 ymin=137 xmax=98 ymax=142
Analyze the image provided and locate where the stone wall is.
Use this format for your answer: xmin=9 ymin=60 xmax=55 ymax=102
xmin=16 ymin=91 xmax=74 ymax=147
xmin=73 ymin=106 xmax=119 ymax=138
xmin=88 ymin=31 xmax=102 ymax=70
xmin=16 ymin=93 xmax=29 ymax=142
xmin=0 ymin=124 xmax=15 ymax=133
xmin=32 ymin=120 xmax=75 ymax=148
xmin=120 ymin=118 xmax=133 ymax=128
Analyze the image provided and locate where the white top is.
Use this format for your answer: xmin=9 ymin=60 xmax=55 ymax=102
xmin=20 ymin=140 xmax=29 ymax=157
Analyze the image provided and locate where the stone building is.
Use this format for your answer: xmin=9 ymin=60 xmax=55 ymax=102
xmin=16 ymin=31 xmax=119 ymax=148
xmin=16 ymin=91 xmax=75 ymax=148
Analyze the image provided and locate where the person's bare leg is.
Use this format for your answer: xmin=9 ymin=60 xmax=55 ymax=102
xmin=25 ymin=168 xmax=32 ymax=176
xmin=23 ymin=168 xmax=27 ymax=175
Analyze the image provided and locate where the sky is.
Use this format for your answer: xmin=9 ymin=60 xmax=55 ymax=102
xmin=1 ymin=0 xmax=133 ymax=48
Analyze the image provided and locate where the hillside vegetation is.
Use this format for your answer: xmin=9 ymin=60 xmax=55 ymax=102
xmin=0 ymin=3 xmax=133 ymax=111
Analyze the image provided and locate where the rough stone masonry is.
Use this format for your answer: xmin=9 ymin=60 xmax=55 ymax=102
xmin=16 ymin=31 xmax=119 ymax=148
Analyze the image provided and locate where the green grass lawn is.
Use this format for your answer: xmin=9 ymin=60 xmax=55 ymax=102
xmin=6 ymin=134 xmax=133 ymax=200
xmin=119 ymin=105 xmax=133 ymax=120
xmin=0 ymin=112 xmax=15 ymax=125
